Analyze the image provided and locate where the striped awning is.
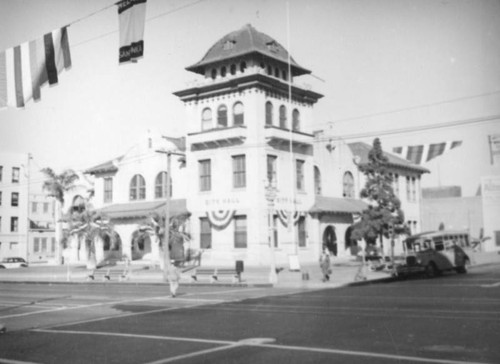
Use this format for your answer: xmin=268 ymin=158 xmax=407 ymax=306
xmin=98 ymin=199 xmax=188 ymax=220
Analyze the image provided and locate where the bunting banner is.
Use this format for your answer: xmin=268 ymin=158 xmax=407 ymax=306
xmin=0 ymin=26 xmax=71 ymax=109
xmin=206 ymin=210 xmax=235 ymax=229
xmin=118 ymin=0 xmax=147 ymax=64
xmin=392 ymin=141 xmax=462 ymax=165
xmin=277 ymin=210 xmax=304 ymax=227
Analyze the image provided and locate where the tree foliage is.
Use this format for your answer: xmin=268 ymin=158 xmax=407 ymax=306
xmin=67 ymin=199 xmax=115 ymax=264
xmin=351 ymin=138 xmax=407 ymax=244
xmin=41 ymin=168 xmax=79 ymax=204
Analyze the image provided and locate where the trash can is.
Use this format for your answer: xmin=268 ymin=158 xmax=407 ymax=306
xmin=236 ymin=260 xmax=244 ymax=274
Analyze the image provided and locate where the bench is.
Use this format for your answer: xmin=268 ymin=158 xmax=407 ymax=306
xmin=87 ymin=268 xmax=129 ymax=282
xmin=191 ymin=268 xmax=241 ymax=284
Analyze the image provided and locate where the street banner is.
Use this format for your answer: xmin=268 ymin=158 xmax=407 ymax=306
xmin=489 ymin=134 xmax=500 ymax=165
xmin=118 ymin=0 xmax=147 ymax=64
xmin=0 ymin=26 xmax=71 ymax=109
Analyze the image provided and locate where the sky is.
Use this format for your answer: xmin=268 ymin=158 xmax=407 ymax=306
xmin=0 ymin=0 xmax=499 ymax=196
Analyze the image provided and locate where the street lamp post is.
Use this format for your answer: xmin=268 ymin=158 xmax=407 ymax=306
xmin=156 ymin=148 xmax=185 ymax=282
xmin=265 ymin=179 xmax=278 ymax=284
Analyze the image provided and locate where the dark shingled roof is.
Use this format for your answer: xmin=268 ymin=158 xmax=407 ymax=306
xmin=186 ymin=24 xmax=310 ymax=76
xmin=348 ymin=142 xmax=430 ymax=174
xmin=309 ymin=196 xmax=368 ymax=214
xmin=84 ymin=156 xmax=123 ymax=175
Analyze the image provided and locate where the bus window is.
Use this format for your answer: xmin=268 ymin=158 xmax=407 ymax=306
xmin=464 ymin=235 xmax=470 ymax=247
xmin=434 ymin=239 xmax=444 ymax=252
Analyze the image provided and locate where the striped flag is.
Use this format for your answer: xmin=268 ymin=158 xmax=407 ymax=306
xmin=118 ymin=0 xmax=147 ymax=64
xmin=0 ymin=26 xmax=71 ymax=109
xmin=392 ymin=141 xmax=462 ymax=164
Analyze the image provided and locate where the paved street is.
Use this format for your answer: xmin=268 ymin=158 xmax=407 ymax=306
xmin=1 ymin=264 xmax=499 ymax=364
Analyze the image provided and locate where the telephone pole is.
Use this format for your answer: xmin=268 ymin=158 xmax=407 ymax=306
xmin=156 ymin=146 xmax=185 ymax=282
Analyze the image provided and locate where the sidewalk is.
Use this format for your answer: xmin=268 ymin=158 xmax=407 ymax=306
xmin=0 ymin=251 xmax=498 ymax=289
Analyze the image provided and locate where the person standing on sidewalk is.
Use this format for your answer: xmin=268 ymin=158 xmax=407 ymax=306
xmin=166 ymin=261 xmax=180 ymax=298
xmin=320 ymin=249 xmax=331 ymax=282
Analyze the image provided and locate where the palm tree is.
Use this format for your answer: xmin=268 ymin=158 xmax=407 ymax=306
xmin=139 ymin=211 xmax=190 ymax=270
xmin=41 ymin=168 xmax=79 ymax=265
xmin=67 ymin=201 xmax=114 ymax=269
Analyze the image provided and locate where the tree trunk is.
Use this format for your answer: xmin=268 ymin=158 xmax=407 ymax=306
xmin=54 ymin=200 xmax=63 ymax=265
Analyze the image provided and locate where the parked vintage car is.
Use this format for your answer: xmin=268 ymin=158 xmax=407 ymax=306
xmin=0 ymin=257 xmax=29 ymax=269
xmin=396 ymin=230 xmax=471 ymax=278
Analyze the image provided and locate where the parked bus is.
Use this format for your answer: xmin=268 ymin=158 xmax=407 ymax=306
xmin=396 ymin=230 xmax=472 ymax=278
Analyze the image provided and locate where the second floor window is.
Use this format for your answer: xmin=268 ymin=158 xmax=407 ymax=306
xmin=233 ymin=102 xmax=244 ymax=126
xmin=12 ymin=167 xmax=20 ymax=183
xmin=104 ymin=177 xmax=113 ymax=203
xmin=265 ymin=101 xmax=273 ymax=126
xmin=292 ymin=109 xmax=300 ymax=131
xmin=155 ymin=172 xmax=172 ymax=198
xmin=232 ymin=155 xmax=246 ymax=188
xmin=296 ymin=160 xmax=305 ymax=191
xmin=201 ymin=108 xmax=212 ymax=131
xmin=343 ymin=171 xmax=355 ymax=198
xmin=217 ymin=105 xmax=228 ymax=127
xmin=11 ymin=192 xmax=19 ymax=207
xmin=129 ymin=174 xmax=146 ymax=201
xmin=279 ymin=105 xmax=287 ymax=129
xmin=199 ymin=160 xmax=211 ymax=192
xmin=314 ymin=166 xmax=322 ymax=195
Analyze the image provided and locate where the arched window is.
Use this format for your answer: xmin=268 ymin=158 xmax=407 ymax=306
xmin=233 ymin=102 xmax=244 ymax=126
xmin=201 ymin=108 xmax=212 ymax=131
xmin=274 ymin=67 xmax=280 ymax=77
xmin=221 ymin=66 xmax=227 ymax=77
xmin=279 ymin=105 xmax=287 ymax=128
xmin=230 ymin=64 xmax=236 ymax=75
xmin=343 ymin=171 xmax=355 ymax=198
xmin=267 ymin=65 xmax=272 ymax=75
xmin=265 ymin=101 xmax=273 ymax=126
xmin=71 ymin=195 xmax=86 ymax=213
xmin=211 ymin=69 xmax=217 ymax=80
xmin=240 ymin=62 xmax=246 ymax=73
xmin=217 ymin=105 xmax=228 ymax=127
xmin=130 ymin=174 xmax=146 ymax=201
xmin=282 ymin=70 xmax=287 ymax=81
xmin=292 ymin=109 xmax=300 ymax=131
xmin=155 ymin=171 xmax=172 ymax=198
xmin=314 ymin=166 xmax=321 ymax=195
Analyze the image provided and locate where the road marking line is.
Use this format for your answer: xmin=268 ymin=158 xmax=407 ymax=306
xmin=481 ymin=282 xmax=500 ymax=288
xmin=0 ymin=358 xmax=40 ymax=364
xmin=32 ymin=329 xmax=490 ymax=364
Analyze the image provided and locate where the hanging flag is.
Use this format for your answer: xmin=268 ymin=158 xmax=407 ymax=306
xmin=392 ymin=141 xmax=462 ymax=164
xmin=118 ymin=0 xmax=147 ymax=64
xmin=0 ymin=26 xmax=71 ymax=109
xmin=489 ymin=134 xmax=500 ymax=165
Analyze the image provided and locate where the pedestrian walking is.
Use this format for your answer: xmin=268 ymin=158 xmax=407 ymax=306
xmin=167 ymin=261 xmax=180 ymax=298
xmin=320 ymin=249 xmax=331 ymax=282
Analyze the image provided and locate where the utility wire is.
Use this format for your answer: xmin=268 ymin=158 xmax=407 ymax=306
xmin=318 ymin=90 xmax=500 ymax=126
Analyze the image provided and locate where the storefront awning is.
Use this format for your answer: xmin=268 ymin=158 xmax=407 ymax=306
xmin=98 ymin=199 xmax=188 ymax=220
xmin=309 ymin=196 xmax=368 ymax=215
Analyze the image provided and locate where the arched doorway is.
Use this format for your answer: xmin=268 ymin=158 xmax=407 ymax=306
xmin=131 ymin=231 xmax=152 ymax=260
xmin=103 ymin=232 xmax=122 ymax=261
xmin=323 ymin=225 xmax=337 ymax=256
xmin=344 ymin=226 xmax=359 ymax=256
